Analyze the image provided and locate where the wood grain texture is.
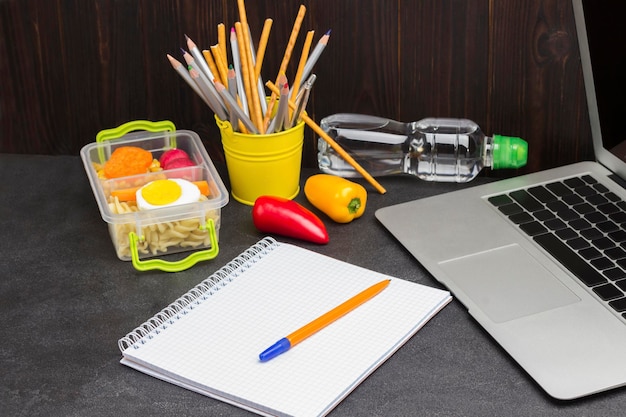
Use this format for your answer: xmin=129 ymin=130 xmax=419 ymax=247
xmin=0 ymin=0 xmax=592 ymax=176
xmin=488 ymin=0 xmax=592 ymax=173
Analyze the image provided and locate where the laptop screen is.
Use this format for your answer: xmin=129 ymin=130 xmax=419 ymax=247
xmin=579 ymin=0 xmax=626 ymax=165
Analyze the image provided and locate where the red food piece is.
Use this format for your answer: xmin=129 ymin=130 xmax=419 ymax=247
xmin=159 ymin=149 xmax=192 ymax=169
xmin=159 ymin=148 xmax=196 ymax=179
xmin=166 ymin=157 xmax=197 ymax=180
xmin=252 ymin=196 xmax=329 ymax=244
xmin=165 ymin=158 xmax=195 ymax=169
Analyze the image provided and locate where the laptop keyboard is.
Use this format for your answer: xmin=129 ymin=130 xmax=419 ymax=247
xmin=488 ymin=174 xmax=626 ymax=319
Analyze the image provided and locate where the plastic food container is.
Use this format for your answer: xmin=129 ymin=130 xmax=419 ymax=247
xmin=80 ymin=120 xmax=228 ymax=272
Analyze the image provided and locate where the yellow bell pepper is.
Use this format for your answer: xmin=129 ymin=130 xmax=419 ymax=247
xmin=304 ymin=174 xmax=367 ymax=223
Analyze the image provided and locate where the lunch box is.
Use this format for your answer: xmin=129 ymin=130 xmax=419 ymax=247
xmin=80 ymin=120 xmax=228 ymax=272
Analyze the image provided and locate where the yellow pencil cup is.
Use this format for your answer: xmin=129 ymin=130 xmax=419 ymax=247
xmin=216 ymin=116 xmax=305 ymax=205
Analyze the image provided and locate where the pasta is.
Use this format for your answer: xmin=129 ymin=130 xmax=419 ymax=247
xmin=107 ymin=196 xmax=219 ymax=259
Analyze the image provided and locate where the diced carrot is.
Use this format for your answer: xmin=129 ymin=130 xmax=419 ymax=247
xmin=109 ymin=187 xmax=138 ymax=202
xmin=193 ymin=180 xmax=210 ymax=197
xmin=103 ymin=146 xmax=154 ymax=179
xmin=110 ymin=180 xmax=211 ymax=202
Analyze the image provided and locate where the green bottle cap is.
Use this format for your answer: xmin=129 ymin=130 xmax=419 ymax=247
xmin=492 ymin=135 xmax=528 ymax=169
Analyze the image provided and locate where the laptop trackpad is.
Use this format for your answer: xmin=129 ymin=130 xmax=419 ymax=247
xmin=439 ymin=244 xmax=580 ymax=323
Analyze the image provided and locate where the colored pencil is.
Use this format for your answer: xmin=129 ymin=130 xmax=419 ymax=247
xmin=229 ymin=27 xmax=248 ymax=115
xmin=167 ymin=54 xmax=211 ymax=107
xmin=267 ymin=74 xmax=289 ymax=133
xmin=183 ymin=51 xmax=227 ymax=116
xmin=214 ymin=81 xmax=258 ymax=133
xmin=189 ymin=68 xmax=228 ymax=121
xmin=288 ymin=74 xmax=316 ymax=128
xmin=227 ymin=66 xmax=238 ymax=98
xmin=186 ymin=35 xmax=214 ymax=81
xmin=300 ymin=29 xmax=331 ymax=88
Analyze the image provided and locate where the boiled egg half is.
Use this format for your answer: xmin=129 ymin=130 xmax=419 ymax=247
xmin=136 ymin=178 xmax=201 ymax=210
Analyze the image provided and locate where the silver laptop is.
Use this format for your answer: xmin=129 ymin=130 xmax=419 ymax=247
xmin=376 ymin=0 xmax=626 ymax=400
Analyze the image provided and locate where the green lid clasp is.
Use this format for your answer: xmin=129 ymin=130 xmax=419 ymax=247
xmin=95 ymin=120 xmax=176 ymax=164
xmin=129 ymin=218 xmax=219 ymax=272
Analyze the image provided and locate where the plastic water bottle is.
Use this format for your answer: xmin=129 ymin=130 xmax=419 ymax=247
xmin=318 ymin=113 xmax=528 ymax=183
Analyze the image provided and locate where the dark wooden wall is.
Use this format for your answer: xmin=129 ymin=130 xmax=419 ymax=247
xmin=0 ymin=0 xmax=592 ymax=175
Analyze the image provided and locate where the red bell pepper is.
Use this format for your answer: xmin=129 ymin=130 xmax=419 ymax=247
xmin=252 ymin=196 xmax=329 ymax=244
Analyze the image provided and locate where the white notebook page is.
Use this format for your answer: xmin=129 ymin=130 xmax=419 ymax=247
xmin=120 ymin=239 xmax=452 ymax=417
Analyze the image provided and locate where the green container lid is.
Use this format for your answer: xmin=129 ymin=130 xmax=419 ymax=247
xmin=492 ymin=135 xmax=528 ymax=169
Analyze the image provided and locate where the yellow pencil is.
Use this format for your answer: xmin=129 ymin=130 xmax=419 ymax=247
xmin=255 ymin=18 xmax=273 ymax=81
xmin=210 ymin=44 xmax=229 ymax=86
xmin=235 ymin=22 xmax=263 ymax=132
xmin=266 ymin=80 xmax=387 ymax=194
xmin=202 ymin=49 xmax=222 ymax=85
xmin=236 ymin=0 xmax=264 ymax=132
xmin=217 ymin=23 xmax=227 ymax=66
xmin=263 ymin=4 xmax=307 ymax=130
xmin=236 ymin=0 xmax=251 ymax=39
xmin=289 ymin=30 xmax=315 ymax=117
xmin=259 ymin=280 xmax=391 ymax=361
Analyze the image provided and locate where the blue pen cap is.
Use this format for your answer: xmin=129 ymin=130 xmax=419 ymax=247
xmin=259 ymin=337 xmax=291 ymax=362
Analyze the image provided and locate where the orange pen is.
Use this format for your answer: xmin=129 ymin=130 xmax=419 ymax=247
xmin=259 ymin=279 xmax=391 ymax=362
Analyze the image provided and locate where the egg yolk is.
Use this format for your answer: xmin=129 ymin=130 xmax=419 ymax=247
xmin=140 ymin=180 xmax=182 ymax=206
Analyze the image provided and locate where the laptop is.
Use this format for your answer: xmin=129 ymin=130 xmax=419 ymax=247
xmin=375 ymin=0 xmax=626 ymax=400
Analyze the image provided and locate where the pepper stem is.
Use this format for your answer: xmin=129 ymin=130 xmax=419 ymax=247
xmin=347 ymin=198 xmax=361 ymax=214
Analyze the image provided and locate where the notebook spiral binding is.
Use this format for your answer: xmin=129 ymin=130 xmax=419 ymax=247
xmin=118 ymin=237 xmax=278 ymax=352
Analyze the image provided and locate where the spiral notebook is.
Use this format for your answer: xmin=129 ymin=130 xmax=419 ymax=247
xmin=118 ymin=238 xmax=452 ymax=417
